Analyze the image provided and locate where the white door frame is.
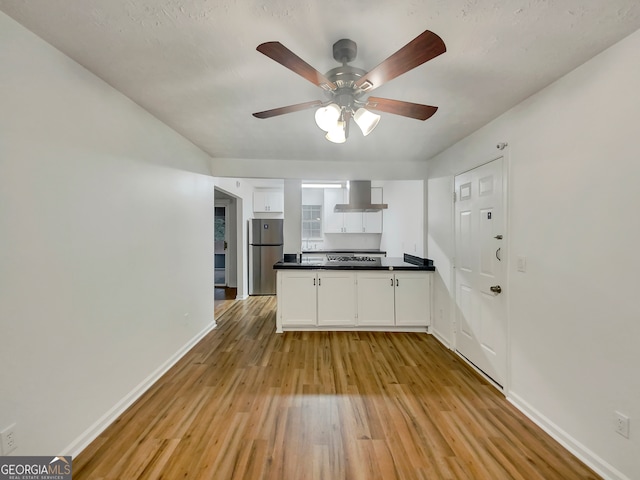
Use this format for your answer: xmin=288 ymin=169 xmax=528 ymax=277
xmin=452 ymin=153 xmax=510 ymax=392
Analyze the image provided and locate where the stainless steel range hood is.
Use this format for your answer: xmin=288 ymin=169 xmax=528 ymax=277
xmin=334 ymin=180 xmax=388 ymax=213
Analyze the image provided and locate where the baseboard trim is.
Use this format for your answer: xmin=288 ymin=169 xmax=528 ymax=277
xmin=64 ymin=319 xmax=218 ymax=458
xmin=431 ymin=329 xmax=451 ymax=350
xmin=507 ymin=392 xmax=631 ymax=480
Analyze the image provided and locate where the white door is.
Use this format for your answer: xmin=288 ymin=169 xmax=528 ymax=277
xmin=454 ymin=157 xmax=506 ymax=387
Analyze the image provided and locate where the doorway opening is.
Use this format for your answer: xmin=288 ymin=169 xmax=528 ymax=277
xmin=214 ymin=205 xmax=227 ymax=287
xmin=214 ymin=188 xmax=239 ymax=307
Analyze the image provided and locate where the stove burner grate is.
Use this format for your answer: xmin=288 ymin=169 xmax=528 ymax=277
xmin=327 ymin=255 xmax=378 ymax=262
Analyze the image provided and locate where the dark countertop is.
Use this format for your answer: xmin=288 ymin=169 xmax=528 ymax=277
xmin=274 ymin=254 xmax=435 ymax=271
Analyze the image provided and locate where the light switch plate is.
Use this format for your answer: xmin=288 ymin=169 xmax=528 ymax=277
xmin=517 ymin=255 xmax=527 ymax=273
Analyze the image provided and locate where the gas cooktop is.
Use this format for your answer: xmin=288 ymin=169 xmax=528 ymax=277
xmin=326 ymin=255 xmax=380 ymax=262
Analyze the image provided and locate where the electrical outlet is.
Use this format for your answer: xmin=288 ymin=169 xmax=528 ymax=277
xmin=614 ymin=411 xmax=630 ymax=438
xmin=1 ymin=424 xmax=17 ymax=454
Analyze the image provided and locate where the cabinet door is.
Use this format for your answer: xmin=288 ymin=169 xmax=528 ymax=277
xmin=279 ymin=272 xmax=317 ymax=326
xmin=362 ymin=187 xmax=383 ymax=233
xmin=394 ymin=273 xmax=431 ymax=326
xmin=317 ymin=272 xmax=356 ymax=326
xmin=356 ymin=272 xmax=395 ymax=325
xmin=343 ymin=210 xmax=363 ymax=233
xmin=266 ymin=191 xmax=284 ymax=212
xmin=253 ymin=191 xmax=268 ymax=212
xmin=254 ymin=190 xmax=284 ymax=212
xmin=323 ymin=188 xmax=346 ymax=233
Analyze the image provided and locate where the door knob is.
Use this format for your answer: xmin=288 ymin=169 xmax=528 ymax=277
xmin=490 ymin=285 xmax=502 ymax=294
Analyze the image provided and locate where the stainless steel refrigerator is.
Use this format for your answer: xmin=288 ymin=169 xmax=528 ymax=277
xmin=249 ymin=218 xmax=284 ymax=295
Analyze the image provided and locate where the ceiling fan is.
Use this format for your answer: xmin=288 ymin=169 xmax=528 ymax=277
xmin=252 ymin=29 xmax=446 ymax=143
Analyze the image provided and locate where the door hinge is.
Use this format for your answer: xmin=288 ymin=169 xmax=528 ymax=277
xmin=453 ymin=191 xmax=457 ymax=203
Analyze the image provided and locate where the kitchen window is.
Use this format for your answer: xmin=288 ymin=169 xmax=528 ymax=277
xmin=302 ymin=205 xmax=322 ymax=239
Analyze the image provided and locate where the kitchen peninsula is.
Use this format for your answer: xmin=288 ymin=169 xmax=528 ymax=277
xmin=273 ymin=254 xmax=435 ymax=333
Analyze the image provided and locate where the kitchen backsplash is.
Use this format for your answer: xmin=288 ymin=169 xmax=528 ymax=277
xmin=303 ymin=233 xmax=382 ymax=251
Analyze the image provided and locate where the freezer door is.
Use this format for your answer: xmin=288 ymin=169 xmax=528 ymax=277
xmin=250 ymin=219 xmax=284 ymax=245
xmin=250 ymin=245 xmax=283 ymax=295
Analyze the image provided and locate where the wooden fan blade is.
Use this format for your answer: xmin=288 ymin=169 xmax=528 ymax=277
xmin=365 ymin=97 xmax=438 ymax=120
xmin=355 ymin=30 xmax=446 ymax=92
xmin=253 ymin=100 xmax=324 ymax=119
xmin=257 ymin=42 xmax=337 ymax=91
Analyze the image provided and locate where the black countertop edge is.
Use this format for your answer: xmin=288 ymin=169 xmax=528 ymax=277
xmin=274 ymin=257 xmax=435 ymax=271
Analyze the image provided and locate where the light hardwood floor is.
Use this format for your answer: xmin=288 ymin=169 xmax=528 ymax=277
xmin=73 ymin=295 xmax=600 ymax=479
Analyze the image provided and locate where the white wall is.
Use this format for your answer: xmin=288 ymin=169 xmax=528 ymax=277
xmin=210 ymin=157 xmax=429 ymax=181
xmin=283 ymin=179 xmax=302 ymax=255
xmin=379 ymin=180 xmax=424 ymax=257
xmin=427 ymin=28 xmax=640 ymax=480
xmin=0 ymin=13 xmax=215 ymax=456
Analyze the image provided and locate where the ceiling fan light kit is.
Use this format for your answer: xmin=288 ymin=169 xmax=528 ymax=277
xmin=325 ymin=121 xmax=347 ymax=144
xmin=314 ymin=104 xmax=341 ymax=132
xmin=354 ymin=108 xmax=381 ymax=136
xmin=253 ymin=30 xmax=446 ymax=144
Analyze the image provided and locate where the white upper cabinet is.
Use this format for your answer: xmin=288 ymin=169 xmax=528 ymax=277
xmin=323 ymin=187 xmax=383 ymax=233
xmin=323 ymin=188 xmax=348 ymax=233
xmin=254 ymin=189 xmax=284 ymax=213
xmin=363 ymin=187 xmax=383 ymax=233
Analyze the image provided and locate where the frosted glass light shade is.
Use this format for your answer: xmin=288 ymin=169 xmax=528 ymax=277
xmin=325 ymin=122 xmax=346 ymax=143
xmin=315 ymin=104 xmax=341 ymax=132
xmin=354 ymin=108 xmax=381 ymax=136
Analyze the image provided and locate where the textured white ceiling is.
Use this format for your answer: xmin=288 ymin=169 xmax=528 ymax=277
xmin=2 ymin=0 xmax=639 ymax=163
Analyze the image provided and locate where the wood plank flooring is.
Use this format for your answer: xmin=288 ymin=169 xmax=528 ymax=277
xmin=73 ymin=296 xmax=600 ymax=479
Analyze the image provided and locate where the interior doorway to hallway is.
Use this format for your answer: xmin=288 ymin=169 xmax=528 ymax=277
xmin=214 ymin=187 xmax=239 ymax=302
xmin=214 ymin=204 xmax=228 ymax=287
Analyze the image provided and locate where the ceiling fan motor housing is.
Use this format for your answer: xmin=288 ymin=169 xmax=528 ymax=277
xmin=333 ymin=38 xmax=357 ymax=64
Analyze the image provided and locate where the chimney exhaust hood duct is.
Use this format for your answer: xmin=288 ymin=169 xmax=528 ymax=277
xmin=334 ymin=180 xmax=388 ymax=213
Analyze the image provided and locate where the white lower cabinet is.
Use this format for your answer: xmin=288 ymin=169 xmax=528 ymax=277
xmin=356 ymin=271 xmax=431 ymax=327
xmin=278 ymin=271 xmax=317 ymax=326
xmin=393 ymin=272 xmax=431 ymax=326
xmin=277 ymin=270 xmax=430 ymax=331
xmin=277 ymin=271 xmax=356 ymax=329
xmin=356 ymin=273 xmax=396 ymax=325
xmin=317 ymin=272 xmax=357 ymax=326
